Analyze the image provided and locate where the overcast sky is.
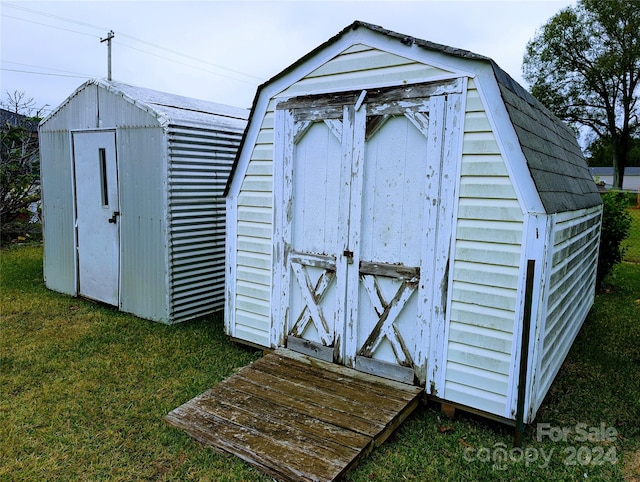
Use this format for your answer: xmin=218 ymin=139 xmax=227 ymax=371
xmin=1 ymin=0 xmax=574 ymax=116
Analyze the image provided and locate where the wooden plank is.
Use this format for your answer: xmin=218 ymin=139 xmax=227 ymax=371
xmin=202 ymin=384 xmax=372 ymax=451
xmin=355 ymin=356 xmax=415 ymax=385
xmin=359 ymin=261 xmax=419 ymax=280
xmin=191 ymin=391 xmax=362 ymax=463
xmin=257 ymin=352 xmax=417 ymax=403
xmin=237 ymin=365 xmax=398 ymax=426
xmin=219 ymin=370 xmax=385 ymax=437
xmin=286 ymin=336 xmax=334 ymax=363
xmin=276 ymin=348 xmax=423 ymax=395
xmin=167 ymin=403 xmax=345 ymax=482
xmin=167 ymin=350 xmax=423 ymax=481
xmin=253 ymin=354 xmax=411 ymax=413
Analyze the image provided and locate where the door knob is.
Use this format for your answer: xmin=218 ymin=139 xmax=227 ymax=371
xmin=108 ymin=211 xmax=120 ymax=223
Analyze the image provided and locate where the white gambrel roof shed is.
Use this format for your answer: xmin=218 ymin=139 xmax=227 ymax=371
xmin=39 ymin=79 xmax=248 ymax=324
xmin=224 ymin=22 xmax=603 ymax=425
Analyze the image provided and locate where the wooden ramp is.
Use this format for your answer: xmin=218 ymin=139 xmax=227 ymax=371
xmin=166 ymin=348 xmax=423 ymax=481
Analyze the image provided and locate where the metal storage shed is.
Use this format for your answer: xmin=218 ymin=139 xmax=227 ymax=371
xmin=224 ymin=22 xmax=603 ymax=425
xmin=39 ymin=79 xmax=248 ymax=324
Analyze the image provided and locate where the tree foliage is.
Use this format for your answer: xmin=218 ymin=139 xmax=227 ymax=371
xmin=1 ymin=91 xmax=43 ymax=224
xmin=523 ymin=0 xmax=640 ymax=188
xmin=597 ymin=190 xmax=632 ymax=288
xmin=586 ymin=135 xmax=640 ymax=167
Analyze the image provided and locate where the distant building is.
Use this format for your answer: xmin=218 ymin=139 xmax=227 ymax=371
xmin=590 ymin=166 xmax=640 ymax=192
xmin=0 ymin=108 xmax=39 ymax=134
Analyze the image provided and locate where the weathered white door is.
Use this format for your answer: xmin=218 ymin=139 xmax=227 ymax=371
xmin=73 ymin=131 xmax=120 ymax=306
xmin=274 ymin=104 xmax=349 ymax=363
xmin=274 ymin=81 xmax=462 ymax=384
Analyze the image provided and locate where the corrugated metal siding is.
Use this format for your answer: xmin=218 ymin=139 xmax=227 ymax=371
xmin=168 ymin=125 xmax=244 ymax=322
xmin=39 ymin=131 xmax=76 ymax=295
xmin=535 ymin=205 xmax=602 ymax=408
xmin=231 ymin=46 xmax=457 ymax=346
xmin=443 ymin=79 xmax=524 ymax=416
xmin=40 ymin=85 xmax=99 ymax=131
xmin=117 ymin=127 xmax=170 ymax=322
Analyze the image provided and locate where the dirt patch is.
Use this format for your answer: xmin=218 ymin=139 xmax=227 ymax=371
xmin=624 ymin=449 xmax=640 ymax=482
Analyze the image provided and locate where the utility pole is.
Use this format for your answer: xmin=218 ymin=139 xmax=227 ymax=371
xmin=100 ymin=30 xmax=115 ymax=81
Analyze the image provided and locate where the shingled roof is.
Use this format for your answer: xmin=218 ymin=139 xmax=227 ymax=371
xmin=229 ymin=21 xmax=601 ymax=213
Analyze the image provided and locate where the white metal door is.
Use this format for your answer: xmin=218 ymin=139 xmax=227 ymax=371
xmin=275 ymin=81 xmax=462 ymax=384
xmin=73 ymin=131 xmax=120 ymax=306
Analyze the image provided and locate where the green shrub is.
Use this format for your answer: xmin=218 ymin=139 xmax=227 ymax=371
xmin=597 ymin=190 xmax=632 ymax=287
xmin=0 ymin=218 xmax=42 ymax=246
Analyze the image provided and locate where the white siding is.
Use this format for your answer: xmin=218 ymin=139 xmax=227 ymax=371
xmin=230 ymin=46 xmax=457 ymax=347
xmin=442 ymin=79 xmax=524 ymax=416
xmin=280 ymin=44 xmax=454 ymax=98
xmin=231 ymin=110 xmax=275 ymax=346
xmin=534 ymin=206 xmax=602 ymax=411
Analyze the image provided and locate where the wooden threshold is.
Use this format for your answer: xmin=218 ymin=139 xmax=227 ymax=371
xmin=166 ymin=348 xmax=423 ymax=482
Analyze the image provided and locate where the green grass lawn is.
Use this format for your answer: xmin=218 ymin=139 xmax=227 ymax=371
xmin=1 ymin=245 xmax=639 ymax=481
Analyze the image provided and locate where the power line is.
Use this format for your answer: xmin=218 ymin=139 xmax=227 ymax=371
xmin=3 ymin=2 xmax=106 ymax=32
xmin=114 ymin=33 xmax=263 ymax=81
xmin=114 ymin=41 xmax=257 ymax=84
xmin=1 ymin=13 xmax=98 ymax=38
xmin=0 ymin=68 xmax=91 ymax=79
xmin=2 ymin=60 xmax=96 ymax=77
xmin=2 ymin=3 xmax=263 ymax=82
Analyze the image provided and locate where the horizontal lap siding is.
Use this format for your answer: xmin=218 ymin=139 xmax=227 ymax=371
xmin=233 ymin=111 xmax=274 ymax=346
xmin=536 ymin=206 xmax=602 ymax=407
xmin=168 ymin=125 xmax=244 ymax=322
xmin=232 ymin=46 xmax=456 ymax=347
xmin=279 ymin=44 xmax=453 ymax=98
xmin=443 ymin=80 xmax=523 ymax=416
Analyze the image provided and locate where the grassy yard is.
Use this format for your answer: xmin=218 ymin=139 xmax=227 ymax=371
xmin=1 ymin=245 xmax=639 ymax=481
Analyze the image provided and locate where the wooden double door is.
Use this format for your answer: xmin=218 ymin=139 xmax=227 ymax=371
xmin=273 ymin=80 xmax=462 ymax=385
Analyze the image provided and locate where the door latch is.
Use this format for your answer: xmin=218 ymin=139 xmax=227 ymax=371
xmin=108 ymin=211 xmax=120 ymax=223
xmin=343 ymin=249 xmax=354 ymax=264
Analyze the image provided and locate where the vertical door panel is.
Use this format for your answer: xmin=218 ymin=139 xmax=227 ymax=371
xmin=73 ymin=131 xmax=120 ymax=306
xmin=285 ymin=119 xmax=345 ymax=360
xmin=352 ymin=113 xmax=432 ymax=384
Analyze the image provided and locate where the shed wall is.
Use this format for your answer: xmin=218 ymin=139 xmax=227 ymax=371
xmin=442 ymin=79 xmax=524 ymax=417
xmin=117 ymin=126 xmax=170 ymax=322
xmin=41 ymin=85 xmax=99 ymax=131
xmin=40 ymin=131 xmax=76 ymax=295
xmin=533 ymin=205 xmax=602 ymax=412
xmin=41 ymin=82 xmax=243 ymax=323
xmin=229 ymin=44 xmax=458 ymax=346
xmin=229 ymin=48 xmax=526 ymax=415
xmin=168 ymin=125 xmax=245 ymax=322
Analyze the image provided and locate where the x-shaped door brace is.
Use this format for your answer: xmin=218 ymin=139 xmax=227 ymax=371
xmin=357 ymin=274 xmax=418 ymax=367
xmin=289 ymin=261 xmax=335 ymax=346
